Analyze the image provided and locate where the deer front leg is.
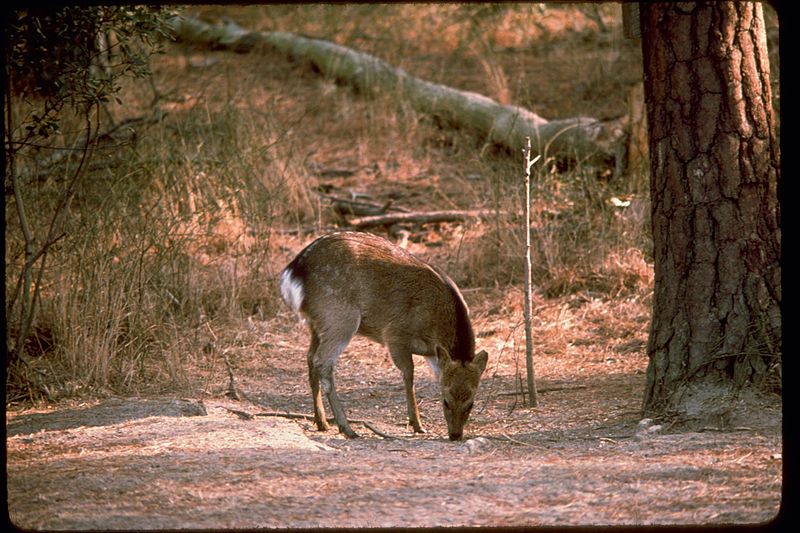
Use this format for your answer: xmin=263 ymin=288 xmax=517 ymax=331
xmin=389 ymin=345 xmax=425 ymax=434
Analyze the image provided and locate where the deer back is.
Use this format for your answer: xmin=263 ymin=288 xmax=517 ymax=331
xmin=280 ymin=232 xmax=474 ymax=360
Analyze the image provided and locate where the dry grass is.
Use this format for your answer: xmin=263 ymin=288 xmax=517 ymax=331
xmin=4 ymin=4 xmax=778 ymax=403
xmin=3 ymin=4 xmax=647 ymax=402
xmin=5 ymin=69 xmax=311 ymax=399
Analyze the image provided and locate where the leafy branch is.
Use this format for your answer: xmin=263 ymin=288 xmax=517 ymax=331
xmin=4 ymin=6 xmax=177 ymax=370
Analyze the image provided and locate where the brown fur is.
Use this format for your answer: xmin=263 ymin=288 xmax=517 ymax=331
xmin=280 ymin=231 xmax=488 ymax=440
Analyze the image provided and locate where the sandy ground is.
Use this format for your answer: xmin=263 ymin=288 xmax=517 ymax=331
xmin=7 ymin=311 xmax=783 ymax=529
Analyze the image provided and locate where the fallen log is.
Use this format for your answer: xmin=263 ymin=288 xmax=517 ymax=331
xmin=325 ymin=196 xmax=397 ymax=217
xmin=348 ymin=209 xmax=510 ymax=228
xmin=168 ymin=15 xmax=614 ymax=158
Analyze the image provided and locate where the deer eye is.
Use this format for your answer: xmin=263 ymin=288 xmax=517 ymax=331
xmin=443 ymin=399 xmax=451 ymax=411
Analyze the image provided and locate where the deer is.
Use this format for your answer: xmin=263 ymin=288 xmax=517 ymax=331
xmin=279 ymin=231 xmax=489 ymax=441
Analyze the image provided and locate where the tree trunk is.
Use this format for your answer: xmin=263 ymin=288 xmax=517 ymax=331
xmin=640 ymin=3 xmax=781 ymax=419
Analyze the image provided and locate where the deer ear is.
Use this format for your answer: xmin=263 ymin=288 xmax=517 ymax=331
xmin=473 ymin=350 xmax=489 ymax=374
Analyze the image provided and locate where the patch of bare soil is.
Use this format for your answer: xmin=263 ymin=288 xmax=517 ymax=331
xmin=7 ymin=298 xmax=782 ymax=528
xmin=6 ymin=397 xmax=782 ymax=528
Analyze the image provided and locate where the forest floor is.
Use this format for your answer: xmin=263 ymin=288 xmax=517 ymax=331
xmin=6 ymin=5 xmax=782 ymax=529
xmin=6 ymin=291 xmax=783 ymax=528
xmin=6 ymin=316 xmax=783 ymax=528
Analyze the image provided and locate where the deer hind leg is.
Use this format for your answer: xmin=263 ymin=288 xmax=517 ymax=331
xmin=305 ymin=331 xmax=329 ymax=432
xmin=388 ymin=344 xmax=425 ymax=434
xmin=311 ymin=312 xmax=360 ymax=438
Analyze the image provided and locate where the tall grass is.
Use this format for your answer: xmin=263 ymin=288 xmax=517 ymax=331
xmin=6 ymin=4 xmax=660 ymax=403
xmin=6 ymin=82 xmax=316 ymax=402
xmin=446 ymin=150 xmax=652 ymax=296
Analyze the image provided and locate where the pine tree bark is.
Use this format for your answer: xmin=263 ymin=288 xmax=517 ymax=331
xmin=640 ymin=3 xmax=781 ymax=418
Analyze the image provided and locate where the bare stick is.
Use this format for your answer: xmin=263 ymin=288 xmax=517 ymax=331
xmin=223 ymin=407 xmax=255 ymax=420
xmin=255 ymin=411 xmax=406 ymax=439
xmin=255 ymin=411 xmax=327 ymax=421
xmin=497 ymin=385 xmax=588 ymax=396
xmin=362 ymin=421 xmax=398 ymax=440
xmin=315 ymin=192 xmax=404 ymax=217
xmin=522 ymin=137 xmax=541 ymax=408
xmin=349 ymin=209 xmax=513 ymax=228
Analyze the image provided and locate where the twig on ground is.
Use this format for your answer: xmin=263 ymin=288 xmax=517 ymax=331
xmin=362 ymin=421 xmax=398 ymax=440
xmin=223 ymin=407 xmax=255 ymax=420
xmin=698 ymin=426 xmax=754 ymax=433
xmin=349 ymin=209 xmax=514 ymax=229
xmin=497 ymin=384 xmax=588 ymax=396
xmin=255 ymin=411 xmax=326 ymax=421
xmin=254 ymin=411 xmax=407 ymax=440
xmin=315 ymin=192 xmax=407 ymax=217
xmin=485 ymin=433 xmax=545 ymax=448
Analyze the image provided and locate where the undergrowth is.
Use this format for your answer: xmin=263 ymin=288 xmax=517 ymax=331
xmin=7 ymin=4 xmax=666 ymax=403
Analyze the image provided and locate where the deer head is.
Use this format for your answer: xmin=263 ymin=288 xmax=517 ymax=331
xmin=437 ymin=346 xmax=489 ymax=441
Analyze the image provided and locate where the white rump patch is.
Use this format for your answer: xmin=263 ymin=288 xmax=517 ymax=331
xmin=279 ymin=268 xmax=305 ymax=316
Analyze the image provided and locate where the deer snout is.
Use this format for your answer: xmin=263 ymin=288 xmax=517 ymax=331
xmin=448 ymin=432 xmax=464 ymax=441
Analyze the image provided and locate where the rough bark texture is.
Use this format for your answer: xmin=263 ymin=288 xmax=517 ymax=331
xmin=640 ymin=3 xmax=781 ymax=418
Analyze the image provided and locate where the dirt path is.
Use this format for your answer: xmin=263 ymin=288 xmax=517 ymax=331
xmin=7 ymin=380 xmax=782 ymax=528
xmin=6 ymin=297 xmax=783 ymax=528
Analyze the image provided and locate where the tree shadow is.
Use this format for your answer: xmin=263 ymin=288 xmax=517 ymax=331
xmin=7 ymin=397 xmax=207 ymax=437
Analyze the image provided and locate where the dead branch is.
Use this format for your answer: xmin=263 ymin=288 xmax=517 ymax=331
xmin=316 ymin=194 xmax=400 ymax=217
xmin=255 ymin=411 xmax=406 ymax=439
xmin=255 ymin=411 xmax=328 ymax=422
xmin=497 ymin=385 xmax=588 ymax=396
xmin=348 ymin=209 xmax=510 ymax=228
xmin=223 ymin=407 xmax=255 ymax=420
xmin=361 ymin=421 xmax=399 ymax=440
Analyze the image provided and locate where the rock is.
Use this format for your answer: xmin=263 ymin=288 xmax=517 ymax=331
xmin=634 ymin=418 xmax=662 ymax=441
xmin=462 ymin=436 xmax=491 ymax=454
xmin=637 ymin=418 xmax=654 ymax=430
